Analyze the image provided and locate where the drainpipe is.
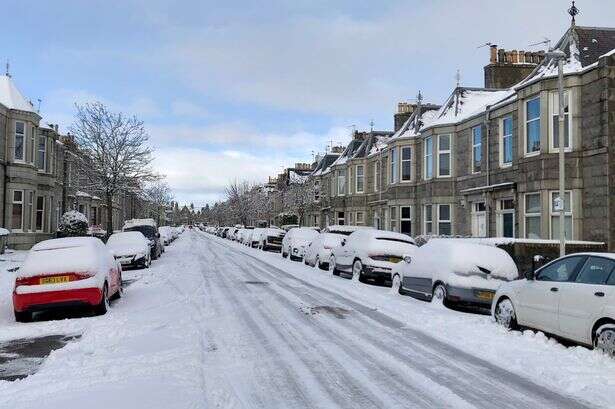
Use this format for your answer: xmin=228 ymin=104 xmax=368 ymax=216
xmin=484 ymin=104 xmax=492 ymax=237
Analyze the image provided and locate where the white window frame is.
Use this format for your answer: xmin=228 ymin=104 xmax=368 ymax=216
xmin=389 ymin=147 xmax=398 ymax=185
xmin=524 ymin=192 xmax=541 ymax=239
xmin=337 ymin=169 xmax=346 ymax=196
xmin=355 ymin=165 xmax=364 ymax=193
xmin=374 ymin=162 xmax=380 ymax=192
xmin=525 ymin=96 xmax=541 ymax=156
xmin=29 ymin=127 xmax=35 ymax=165
xmin=496 ymin=199 xmax=516 ymax=238
xmin=437 ymin=134 xmax=451 ymax=178
xmin=356 ymin=211 xmax=364 ymax=225
xmin=499 ymin=116 xmax=513 ymax=167
xmin=389 ymin=206 xmax=398 ymax=232
xmin=14 ymin=121 xmax=26 ymax=163
xmin=400 ymin=206 xmax=412 ymax=235
xmin=423 ymin=205 xmax=433 ymax=235
xmin=337 ymin=211 xmax=345 ymax=225
xmin=549 ymin=190 xmax=573 ymax=240
xmin=471 ymin=126 xmax=482 ymax=174
xmin=549 ymin=90 xmax=573 ymax=153
xmin=11 ymin=190 xmax=24 ymax=232
xmin=37 ymin=135 xmax=47 ymax=172
xmin=400 ymin=146 xmax=412 ymax=182
xmin=437 ymin=204 xmax=452 ymax=235
xmin=424 ymin=136 xmax=433 ymax=180
xmin=35 ymin=196 xmax=46 ymax=233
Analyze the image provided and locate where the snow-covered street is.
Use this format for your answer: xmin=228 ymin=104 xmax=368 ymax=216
xmin=0 ymin=230 xmax=614 ymax=408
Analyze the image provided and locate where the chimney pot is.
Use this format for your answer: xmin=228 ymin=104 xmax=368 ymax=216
xmin=511 ymin=50 xmax=518 ymax=64
xmin=490 ymin=44 xmax=498 ymax=63
xmin=497 ymin=49 xmax=505 ymax=64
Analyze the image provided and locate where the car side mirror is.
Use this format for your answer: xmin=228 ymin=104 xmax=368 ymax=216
xmin=403 ymin=255 xmax=412 ymax=264
xmin=524 ymin=270 xmax=535 ymax=280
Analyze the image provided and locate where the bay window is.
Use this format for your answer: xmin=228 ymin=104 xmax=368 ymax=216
xmin=472 ymin=126 xmax=482 ymax=173
xmin=14 ymin=121 xmax=25 ymax=162
xmin=400 ymin=206 xmax=412 ymax=235
xmin=524 ymin=193 xmax=541 ymax=239
xmin=390 ymin=148 xmax=398 ymax=184
xmin=337 ymin=169 xmax=346 ymax=196
xmin=424 ymin=136 xmax=433 ymax=179
xmin=356 ymin=165 xmax=364 ymax=193
xmin=526 ymin=97 xmax=541 ymax=154
xmin=438 ymin=204 xmax=452 ymax=235
xmin=37 ymin=135 xmax=46 ymax=171
xmin=500 ymin=116 xmax=513 ymax=166
xmin=36 ymin=196 xmax=45 ymax=232
xmin=550 ymin=191 xmax=572 ymax=240
xmin=550 ymin=91 xmax=571 ymax=151
xmin=437 ymin=134 xmax=451 ymax=177
xmin=11 ymin=190 xmax=24 ymax=231
xmin=373 ymin=162 xmax=380 ymax=192
xmin=424 ymin=205 xmax=433 ymax=234
xmin=401 ymin=147 xmax=411 ymax=181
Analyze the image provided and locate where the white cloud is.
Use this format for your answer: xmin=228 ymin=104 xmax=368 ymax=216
xmin=171 ymin=99 xmax=210 ymax=118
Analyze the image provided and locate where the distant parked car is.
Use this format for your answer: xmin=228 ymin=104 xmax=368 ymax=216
xmin=250 ymin=228 xmax=266 ymax=247
xmin=393 ymin=239 xmax=518 ymax=307
xmin=256 ymin=227 xmax=286 ymax=251
xmin=329 ymin=229 xmax=417 ymax=284
xmin=13 ymin=237 xmax=122 ymax=322
xmin=493 ymin=253 xmax=615 ymax=356
xmin=304 ymin=232 xmax=346 ymax=270
xmin=281 ymin=227 xmax=319 ymax=261
xmin=106 ymin=231 xmax=151 ymax=269
xmin=159 ymin=226 xmax=174 ymax=245
xmin=123 ymin=219 xmax=163 ymax=260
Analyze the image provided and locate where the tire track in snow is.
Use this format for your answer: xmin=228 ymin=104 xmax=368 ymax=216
xmin=219 ymin=249 xmax=474 ymax=408
xmin=203 ymin=233 xmax=597 ymax=409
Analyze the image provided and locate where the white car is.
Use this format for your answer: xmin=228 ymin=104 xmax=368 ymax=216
xmin=281 ymin=227 xmax=319 ymax=261
xmin=324 ymin=225 xmax=373 ymax=235
xmin=393 ymin=239 xmax=518 ymax=307
xmin=493 ymin=253 xmax=615 ymax=355
xmin=330 ymin=229 xmax=417 ymax=284
xmin=13 ymin=237 xmax=122 ymax=322
xmin=256 ymin=227 xmax=286 ymax=251
xmin=304 ymin=232 xmax=346 ymax=270
xmin=106 ymin=231 xmax=152 ymax=269
xmin=158 ymin=226 xmax=174 ymax=245
xmin=250 ymin=228 xmax=267 ymax=247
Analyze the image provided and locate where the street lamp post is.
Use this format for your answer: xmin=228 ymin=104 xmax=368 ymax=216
xmin=547 ymin=49 xmax=567 ymax=257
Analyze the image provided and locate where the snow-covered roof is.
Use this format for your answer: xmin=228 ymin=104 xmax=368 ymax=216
xmin=388 ymin=108 xmax=439 ymax=144
xmin=311 ymin=153 xmax=340 ymax=176
xmin=424 ymin=88 xmax=513 ymax=130
xmin=0 ymin=74 xmax=36 ymax=113
xmin=330 ymin=138 xmax=363 ymax=167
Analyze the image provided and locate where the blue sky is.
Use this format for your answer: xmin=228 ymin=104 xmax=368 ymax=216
xmin=2 ymin=0 xmax=614 ymax=207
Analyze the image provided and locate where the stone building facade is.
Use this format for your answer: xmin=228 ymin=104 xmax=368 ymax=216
xmin=305 ymin=23 xmax=615 ymax=251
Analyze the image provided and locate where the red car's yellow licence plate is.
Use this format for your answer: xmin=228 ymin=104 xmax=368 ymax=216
xmin=39 ymin=276 xmax=70 ymax=285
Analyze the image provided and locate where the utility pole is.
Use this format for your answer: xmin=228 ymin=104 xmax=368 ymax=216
xmin=546 ymin=48 xmax=567 ymax=257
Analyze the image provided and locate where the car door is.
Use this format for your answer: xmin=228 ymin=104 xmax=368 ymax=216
xmin=516 ymin=255 xmax=586 ymax=332
xmin=558 ymin=256 xmax=615 ymax=344
xmin=337 ymin=234 xmax=354 ymax=270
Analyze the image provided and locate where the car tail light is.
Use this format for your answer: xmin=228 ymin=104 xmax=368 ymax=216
xmin=15 ymin=272 xmax=94 ymax=287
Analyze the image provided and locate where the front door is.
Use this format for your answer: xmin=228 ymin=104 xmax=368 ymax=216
xmin=558 ymin=256 xmax=615 ymax=344
xmin=516 ymin=255 xmax=586 ymax=332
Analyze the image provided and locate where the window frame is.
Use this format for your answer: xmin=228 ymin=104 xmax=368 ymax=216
xmin=37 ymin=135 xmax=47 ymax=172
xmin=437 ymin=204 xmax=452 ymax=235
xmin=423 ymin=204 xmax=433 ymax=235
xmin=400 ymin=206 xmax=412 ymax=235
xmin=373 ymin=161 xmax=380 ymax=192
xmin=437 ymin=134 xmax=451 ymax=178
xmin=356 ymin=211 xmax=364 ymax=225
xmin=499 ymin=115 xmax=513 ymax=167
xmin=424 ymin=136 xmax=433 ymax=180
xmin=549 ymin=90 xmax=573 ymax=153
xmin=35 ymin=196 xmax=46 ymax=232
xmin=14 ymin=121 xmax=26 ymax=163
xmin=400 ymin=146 xmax=412 ymax=182
xmin=525 ymin=96 xmax=541 ymax=156
xmin=471 ymin=126 xmax=482 ymax=174
xmin=355 ymin=164 xmax=364 ymax=193
xmin=524 ymin=192 xmax=541 ymax=239
xmin=389 ymin=147 xmax=398 ymax=185
xmin=549 ymin=190 xmax=573 ymax=240
xmin=389 ymin=206 xmax=398 ymax=232
xmin=337 ymin=169 xmax=346 ymax=196
xmin=11 ymin=190 xmax=24 ymax=232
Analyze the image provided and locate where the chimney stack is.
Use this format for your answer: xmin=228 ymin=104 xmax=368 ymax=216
xmin=484 ymin=46 xmax=545 ymax=89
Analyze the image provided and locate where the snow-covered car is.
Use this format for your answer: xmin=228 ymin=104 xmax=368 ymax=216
xmin=492 ymin=253 xmax=615 ymax=355
xmin=106 ymin=231 xmax=151 ymax=269
xmin=13 ymin=237 xmax=122 ymax=322
xmin=393 ymin=239 xmax=518 ymax=307
xmin=281 ymin=227 xmax=319 ymax=261
xmin=281 ymin=224 xmax=300 ymax=232
xmin=324 ymin=225 xmax=373 ymax=236
xmin=304 ymin=232 xmax=346 ymax=270
xmin=250 ymin=228 xmax=267 ymax=248
xmin=159 ymin=226 xmax=174 ymax=245
xmin=257 ymin=227 xmax=286 ymax=251
xmin=330 ymin=229 xmax=417 ymax=284
xmin=123 ymin=218 xmax=163 ymax=260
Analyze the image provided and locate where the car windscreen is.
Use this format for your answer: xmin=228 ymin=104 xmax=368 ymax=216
xmin=125 ymin=226 xmax=156 ymax=239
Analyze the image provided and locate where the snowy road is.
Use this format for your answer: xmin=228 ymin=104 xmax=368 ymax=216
xmin=193 ymin=233 xmax=594 ymax=409
xmin=0 ymin=230 xmax=611 ymax=409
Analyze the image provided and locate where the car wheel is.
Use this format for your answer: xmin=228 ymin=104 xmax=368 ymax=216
xmin=315 ymin=256 xmax=320 ymax=269
xmin=352 ymin=260 xmax=364 ymax=283
xmin=494 ymin=298 xmax=518 ymax=330
xmin=94 ymin=284 xmax=110 ymax=315
xmin=14 ymin=310 xmax=32 ymax=323
xmin=392 ymin=274 xmax=404 ymax=295
xmin=329 ymin=257 xmax=340 ymax=276
xmin=432 ymin=283 xmax=447 ymax=306
xmin=112 ymin=274 xmax=124 ymax=300
xmin=594 ymin=325 xmax=615 ymax=356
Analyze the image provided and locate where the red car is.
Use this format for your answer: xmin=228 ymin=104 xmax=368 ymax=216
xmin=13 ymin=237 xmax=122 ymax=322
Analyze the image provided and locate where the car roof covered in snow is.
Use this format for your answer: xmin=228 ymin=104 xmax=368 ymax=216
xmin=124 ymin=218 xmax=157 ymax=228
xmin=325 ymin=225 xmax=373 ymax=235
xmin=20 ymin=237 xmax=111 ymax=278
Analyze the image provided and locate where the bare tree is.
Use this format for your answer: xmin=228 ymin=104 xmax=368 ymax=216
xmin=70 ymin=102 xmax=157 ymax=234
xmin=144 ymin=180 xmax=174 ymax=226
